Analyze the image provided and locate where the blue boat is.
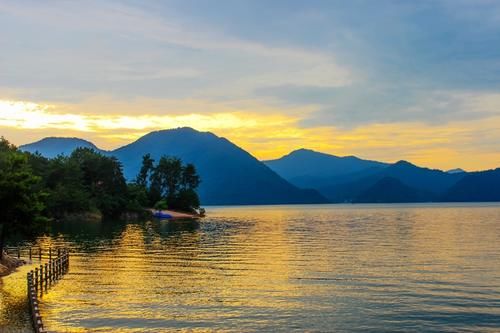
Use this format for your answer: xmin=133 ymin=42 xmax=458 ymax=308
xmin=152 ymin=211 xmax=173 ymax=219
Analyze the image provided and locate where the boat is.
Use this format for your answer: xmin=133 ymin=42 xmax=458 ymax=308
xmin=152 ymin=211 xmax=173 ymax=219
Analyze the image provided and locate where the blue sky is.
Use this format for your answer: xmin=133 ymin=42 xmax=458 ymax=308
xmin=0 ymin=0 xmax=499 ymax=169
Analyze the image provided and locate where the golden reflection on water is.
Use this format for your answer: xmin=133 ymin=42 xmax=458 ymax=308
xmin=2 ymin=204 xmax=500 ymax=332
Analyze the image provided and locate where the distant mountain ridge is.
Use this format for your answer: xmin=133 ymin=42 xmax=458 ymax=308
xmin=264 ymin=148 xmax=387 ymax=189
xmin=21 ymin=128 xmax=327 ymax=205
xmin=442 ymin=168 xmax=500 ymax=202
xmin=266 ymin=149 xmax=498 ymax=203
xmin=20 ymin=137 xmax=104 ymax=158
xmin=353 ymin=177 xmax=432 ymax=203
xmin=19 ymin=129 xmax=500 ymax=204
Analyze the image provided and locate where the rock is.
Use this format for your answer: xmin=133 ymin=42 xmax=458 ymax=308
xmin=0 ymin=263 xmax=10 ymax=276
xmin=1 ymin=251 xmax=25 ymax=270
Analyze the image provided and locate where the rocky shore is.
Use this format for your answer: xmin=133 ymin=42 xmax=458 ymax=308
xmin=0 ymin=251 xmax=25 ymax=277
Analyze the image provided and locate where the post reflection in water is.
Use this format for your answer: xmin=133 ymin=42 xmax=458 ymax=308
xmin=2 ymin=203 xmax=500 ymax=332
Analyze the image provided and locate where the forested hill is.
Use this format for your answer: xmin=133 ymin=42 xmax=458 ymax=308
xmin=21 ymin=128 xmax=500 ymax=204
xmin=20 ymin=137 xmax=104 ymax=158
xmin=22 ymin=128 xmax=327 ymax=205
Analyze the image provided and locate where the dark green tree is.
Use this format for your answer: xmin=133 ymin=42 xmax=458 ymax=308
xmin=70 ymin=148 xmax=128 ymax=219
xmin=0 ymin=138 xmax=46 ymax=259
xmin=150 ymin=156 xmax=183 ymax=201
xmin=140 ymin=155 xmax=201 ymax=212
xmin=126 ymin=183 xmax=149 ymax=212
xmin=181 ymin=163 xmax=201 ymax=190
xmin=135 ymin=153 xmax=154 ymax=187
xmin=171 ymin=188 xmax=200 ymax=212
xmin=43 ymin=155 xmax=90 ymax=218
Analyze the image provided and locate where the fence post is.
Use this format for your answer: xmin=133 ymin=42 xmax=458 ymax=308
xmin=39 ymin=265 xmax=43 ymax=292
xmin=39 ymin=247 xmax=42 ymax=261
xmin=27 ymin=272 xmax=31 ymax=298
xmin=27 ymin=248 xmax=70 ymax=333
xmin=44 ymin=263 xmax=48 ymax=290
xmin=17 ymin=247 xmax=20 ymax=259
xmin=34 ymin=268 xmax=38 ymax=292
xmin=49 ymin=248 xmax=52 ymax=261
xmin=29 ymin=247 xmax=32 ymax=260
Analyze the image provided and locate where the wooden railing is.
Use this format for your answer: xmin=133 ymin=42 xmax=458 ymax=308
xmin=26 ymin=249 xmax=70 ymax=333
xmin=4 ymin=246 xmax=55 ymax=262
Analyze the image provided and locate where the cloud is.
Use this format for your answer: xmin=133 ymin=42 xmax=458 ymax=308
xmin=1 ymin=1 xmax=500 ymax=170
xmin=256 ymin=83 xmax=500 ymax=128
xmin=1 ymin=98 xmax=499 ymax=171
xmin=0 ymin=0 xmax=353 ymax=104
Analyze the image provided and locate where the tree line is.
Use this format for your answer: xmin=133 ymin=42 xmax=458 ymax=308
xmin=0 ymin=137 xmax=201 ymax=258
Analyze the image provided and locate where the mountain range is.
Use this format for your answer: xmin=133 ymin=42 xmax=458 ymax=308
xmin=21 ymin=137 xmax=103 ymax=158
xmin=265 ymin=149 xmax=499 ymax=203
xmin=20 ymin=127 xmax=500 ymax=205
xmin=21 ymin=128 xmax=326 ymax=205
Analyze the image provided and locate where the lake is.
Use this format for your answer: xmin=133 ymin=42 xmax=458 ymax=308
xmin=2 ymin=203 xmax=500 ymax=332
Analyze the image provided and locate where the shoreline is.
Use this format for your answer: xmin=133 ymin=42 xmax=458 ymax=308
xmin=0 ymin=252 xmax=25 ymax=277
xmin=149 ymin=208 xmax=202 ymax=219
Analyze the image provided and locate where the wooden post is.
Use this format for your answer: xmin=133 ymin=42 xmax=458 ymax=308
xmin=44 ymin=263 xmax=48 ymax=290
xmin=34 ymin=268 xmax=38 ymax=291
xmin=27 ymin=272 xmax=31 ymax=298
xmin=17 ymin=247 xmax=20 ymax=259
xmin=29 ymin=247 xmax=32 ymax=260
xmin=39 ymin=265 xmax=43 ymax=292
xmin=39 ymin=247 xmax=42 ymax=261
xmin=49 ymin=248 xmax=52 ymax=261
xmin=57 ymin=248 xmax=60 ymax=257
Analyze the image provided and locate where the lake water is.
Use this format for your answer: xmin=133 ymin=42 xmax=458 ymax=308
xmin=2 ymin=203 xmax=500 ymax=332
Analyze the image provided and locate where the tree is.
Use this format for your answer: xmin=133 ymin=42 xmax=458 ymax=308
xmin=137 ymin=155 xmax=201 ymax=212
xmin=181 ymin=163 xmax=201 ymax=190
xmin=0 ymin=138 xmax=46 ymax=259
xmin=43 ymin=155 xmax=90 ymax=218
xmin=135 ymin=153 xmax=154 ymax=187
xmin=170 ymin=188 xmax=200 ymax=212
xmin=70 ymin=148 xmax=128 ymax=219
xmin=150 ymin=156 xmax=183 ymax=201
xmin=125 ymin=183 xmax=148 ymax=212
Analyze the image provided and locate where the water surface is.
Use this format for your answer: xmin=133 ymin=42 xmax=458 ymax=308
xmin=2 ymin=203 xmax=500 ymax=332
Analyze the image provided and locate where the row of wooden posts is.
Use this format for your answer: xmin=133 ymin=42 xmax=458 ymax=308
xmin=5 ymin=246 xmax=56 ymax=261
xmin=26 ymin=249 xmax=70 ymax=333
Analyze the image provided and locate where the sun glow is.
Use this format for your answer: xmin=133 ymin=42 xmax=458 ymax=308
xmin=0 ymin=100 xmax=91 ymax=131
xmin=0 ymin=99 xmax=262 ymax=133
xmin=1 ymin=99 xmax=499 ymax=171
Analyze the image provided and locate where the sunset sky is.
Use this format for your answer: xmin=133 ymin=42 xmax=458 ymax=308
xmin=1 ymin=0 xmax=499 ymax=170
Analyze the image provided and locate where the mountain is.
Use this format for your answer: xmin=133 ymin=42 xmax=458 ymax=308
xmin=19 ymin=131 xmax=498 ymax=204
xmin=261 ymin=149 xmax=467 ymax=203
xmin=318 ymin=160 xmax=466 ymax=202
xmin=353 ymin=177 xmax=432 ymax=203
xmin=442 ymin=168 xmax=500 ymax=202
xmin=20 ymin=137 xmax=103 ymax=158
xmin=264 ymin=148 xmax=388 ymax=189
xmin=19 ymin=128 xmax=327 ymax=205
xmin=111 ymin=128 xmax=327 ymax=205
